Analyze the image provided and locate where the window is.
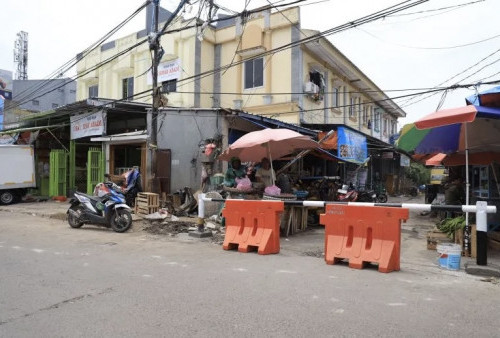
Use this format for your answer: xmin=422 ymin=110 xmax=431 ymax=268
xmin=374 ymin=110 xmax=380 ymax=131
xmin=122 ymin=77 xmax=134 ymax=100
xmin=343 ymin=88 xmax=348 ymax=114
xmin=349 ymin=96 xmax=355 ymax=117
xmin=332 ymin=86 xmax=339 ymax=108
xmin=383 ymin=117 xmax=388 ymax=134
xmin=52 ymin=103 xmax=59 ymax=108
xmin=391 ymin=120 xmax=397 ymax=135
xmin=32 ymin=100 xmax=39 ymax=106
xmin=308 ymin=70 xmax=325 ymax=101
xmin=244 ymin=58 xmax=263 ymax=89
xmin=367 ymin=106 xmax=373 ymax=129
xmin=362 ymin=105 xmax=368 ymax=124
xmin=88 ymin=85 xmax=99 ymax=98
xmin=162 ymin=79 xmax=177 ymax=93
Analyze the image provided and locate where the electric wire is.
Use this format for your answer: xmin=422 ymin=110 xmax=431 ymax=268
xmin=11 ymin=1 xmax=150 ymax=108
xmin=173 ymin=0 xmax=429 ymax=90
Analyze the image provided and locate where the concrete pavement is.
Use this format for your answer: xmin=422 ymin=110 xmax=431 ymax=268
xmin=1 ymin=194 xmax=499 ymax=275
xmin=0 ymin=211 xmax=499 ymax=337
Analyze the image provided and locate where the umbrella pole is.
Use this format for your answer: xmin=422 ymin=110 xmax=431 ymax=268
xmin=267 ymin=142 xmax=275 ymax=186
xmin=465 ymin=123 xmax=470 ymax=256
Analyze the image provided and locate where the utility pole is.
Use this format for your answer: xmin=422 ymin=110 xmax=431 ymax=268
xmin=148 ymin=0 xmax=188 ymax=192
xmin=149 ymin=0 xmax=160 ymax=193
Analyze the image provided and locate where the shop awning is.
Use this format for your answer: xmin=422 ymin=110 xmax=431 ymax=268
xmin=0 ymin=124 xmax=67 ymax=135
xmin=91 ymin=130 xmax=148 ymax=143
xmin=237 ymin=112 xmax=318 ymax=137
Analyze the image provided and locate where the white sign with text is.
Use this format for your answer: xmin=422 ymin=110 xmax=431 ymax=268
xmin=147 ymin=58 xmax=181 ymax=85
xmin=70 ymin=111 xmax=105 ymax=140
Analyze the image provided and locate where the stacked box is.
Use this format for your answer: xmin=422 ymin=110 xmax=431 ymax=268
xmin=135 ymin=192 xmax=159 ymax=216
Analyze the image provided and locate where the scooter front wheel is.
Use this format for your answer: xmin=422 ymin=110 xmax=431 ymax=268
xmin=110 ymin=209 xmax=133 ymax=233
xmin=377 ymin=194 xmax=388 ymax=203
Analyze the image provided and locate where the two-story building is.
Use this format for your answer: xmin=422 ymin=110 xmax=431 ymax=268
xmin=74 ymin=4 xmax=406 ymax=193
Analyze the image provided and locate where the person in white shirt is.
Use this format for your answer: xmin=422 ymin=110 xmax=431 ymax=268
xmin=255 ymin=157 xmax=275 ymax=187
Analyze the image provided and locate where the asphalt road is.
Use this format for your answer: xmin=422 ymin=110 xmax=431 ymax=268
xmin=0 ymin=212 xmax=499 ymax=337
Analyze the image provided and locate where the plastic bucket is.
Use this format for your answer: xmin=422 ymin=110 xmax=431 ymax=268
xmin=436 ymin=243 xmax=462 ymax=270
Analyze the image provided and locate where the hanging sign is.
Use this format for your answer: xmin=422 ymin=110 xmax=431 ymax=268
xmin=400 ymin=154 xmax=410 ymax=167
xmin=337 ymin=127 xmax=368 ymax=163
xmin=147 ymin=58 xmax=181 ymax=85
xmin=70 ymin=110 xmax=105 ymax=140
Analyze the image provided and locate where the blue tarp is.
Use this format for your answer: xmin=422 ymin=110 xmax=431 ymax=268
xmin=466 ymin=86 xmax=500 ymax=106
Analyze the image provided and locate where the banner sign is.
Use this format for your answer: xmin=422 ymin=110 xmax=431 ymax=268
xmin=0 ymin=69 xmax=13 ymax=101
xmin=337 ymin=127 xmax=368 ymax=163
xmin=70 ymin=110 xmax=105 ymax=140
xmin=147 ymin=58 xmax=181 ymax=85
xmin=400 ymin=154 xmax=410 ymax=167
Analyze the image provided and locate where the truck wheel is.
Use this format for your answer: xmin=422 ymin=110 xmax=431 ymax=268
xmin=0 ymin=190 xmax=15 ymax=205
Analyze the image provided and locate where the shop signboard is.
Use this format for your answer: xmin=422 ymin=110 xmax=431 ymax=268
xmin=430 ymin=167 xmax=447 ymax=185
xmin=400 ymin=154 xmax=410 ymax=167
xmin=147 ymin=58 xmax=181 ymax=85
xmin=70 ymin=110 xmax=105 ymax=140
xmin=337 ymin=127 xmax=367 ymax=163
xmin=0 ymin=69 xmax=13 ymax=131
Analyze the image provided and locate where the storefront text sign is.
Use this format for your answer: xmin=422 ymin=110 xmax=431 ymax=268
xmin=147 ymin=58 xmax=181 ymax=85
xmin=70 ymin=111 xmax=105 ymax=140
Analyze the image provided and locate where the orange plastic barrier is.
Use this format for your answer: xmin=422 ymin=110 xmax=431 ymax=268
xmin=222 ymin=200 xmax=284 ymax=255
xmin=320 ymin=204 xmax=409 ymax=273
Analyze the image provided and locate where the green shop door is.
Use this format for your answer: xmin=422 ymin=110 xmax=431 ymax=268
xmin=49 ymin=150 xmax=68 ymax=197
xmin=87 ymin=147 xmax=104 ymax=194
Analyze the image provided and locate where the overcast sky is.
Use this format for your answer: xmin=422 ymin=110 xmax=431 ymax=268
xmin=1 ymin=0 xmax=499 ymax=127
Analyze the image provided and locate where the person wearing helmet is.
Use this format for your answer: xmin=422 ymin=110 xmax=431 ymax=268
xmin=224 ymin=157 xmax=247 ymax=187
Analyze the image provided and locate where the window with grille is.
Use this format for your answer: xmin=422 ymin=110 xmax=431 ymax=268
xmin=122 ymin=77 xmax=134 ymax=100
xmin=332 ymin=87 xmax=339 ymax=107
xmin=244 ymin=58 xmax=263 ymax=89
xmin=88 ymin=85 xmax=98 ymax=98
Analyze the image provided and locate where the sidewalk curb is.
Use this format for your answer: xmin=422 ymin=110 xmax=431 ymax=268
xmin=465 ymin=262 xmax=500 ymax=278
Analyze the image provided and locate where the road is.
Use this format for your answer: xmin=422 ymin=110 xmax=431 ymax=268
xmin=0 ymin=212 xmax=498 ymax=337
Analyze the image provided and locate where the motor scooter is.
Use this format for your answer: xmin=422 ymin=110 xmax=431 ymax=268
xmin=336 ymin=183 xmax=358 ymax=202
xmin=67 ymin=182 xmax=133 ymax=233
xmin=356 ymin=186 xmax=377 ymax=202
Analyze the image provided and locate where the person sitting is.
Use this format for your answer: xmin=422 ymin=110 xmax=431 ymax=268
xmin=255 ymin=157 xmax=276 ymax=188
xmin=223 ymin=157 xmax=247 ymax=187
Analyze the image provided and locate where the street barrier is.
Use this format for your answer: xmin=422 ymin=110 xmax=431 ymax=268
xmin=221 ymin=199 xmax=284 ymax=255
xmin=200 ymin=195 xmax=497 ymax=267
xmin=320 ymin=204 xmax=409 ymax=273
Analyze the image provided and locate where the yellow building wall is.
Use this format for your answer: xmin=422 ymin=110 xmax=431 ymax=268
xmin=75 ymin=6 xmax=397 ymax=139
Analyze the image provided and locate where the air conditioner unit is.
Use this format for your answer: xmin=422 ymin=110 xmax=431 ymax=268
xmin=304 ymin=82 xmax=318 ymax=94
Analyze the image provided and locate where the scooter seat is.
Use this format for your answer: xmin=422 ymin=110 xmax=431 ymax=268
xmin=74 ymin=192 xmax=105 ymax=202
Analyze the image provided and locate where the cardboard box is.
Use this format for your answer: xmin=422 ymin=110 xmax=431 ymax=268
xmin=427 ymin=230 xmax=452 ymax=250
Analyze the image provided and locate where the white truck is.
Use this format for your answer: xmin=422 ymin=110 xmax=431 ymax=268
xmin=0 ymin=145 xmax=36 ymax=205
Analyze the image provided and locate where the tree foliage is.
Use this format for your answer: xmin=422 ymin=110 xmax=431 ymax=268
xmin=404 ymin=162 xmax=430 ymax=185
